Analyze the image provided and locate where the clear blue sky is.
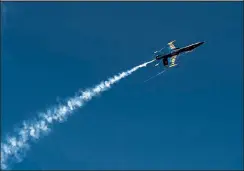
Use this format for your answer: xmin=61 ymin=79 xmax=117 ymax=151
xmin=2 ymin=2 xmax=243 ymax=170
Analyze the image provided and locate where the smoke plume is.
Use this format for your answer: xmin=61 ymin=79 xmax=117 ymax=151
xmin=1 ymin=59 xmax=155 ymax=170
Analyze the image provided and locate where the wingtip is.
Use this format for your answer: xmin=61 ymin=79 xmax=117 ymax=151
xmin=168 ymin=40 xmax=176 ymax=44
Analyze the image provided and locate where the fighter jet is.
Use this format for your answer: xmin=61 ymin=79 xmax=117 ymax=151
xmin=153 ymin=40 xmax=205 ymax=68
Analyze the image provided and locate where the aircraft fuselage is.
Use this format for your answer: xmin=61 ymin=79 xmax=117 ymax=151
xmin=156 ymin=41 xmax=204 ymax=60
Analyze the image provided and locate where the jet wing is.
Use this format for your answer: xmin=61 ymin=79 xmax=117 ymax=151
xmin=168 ymin=40 xmax=177 ymax=50
xmin=169 ymin=55 xmax=178 ymax=68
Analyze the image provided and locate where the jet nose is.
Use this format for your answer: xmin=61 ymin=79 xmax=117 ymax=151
xmin=198 ymin=42 xmax=204 ymax=45
xmin=196 ymin=41 xmax=205 ymax=47
xmin=199 ymin=41 xmax=205 ymax=45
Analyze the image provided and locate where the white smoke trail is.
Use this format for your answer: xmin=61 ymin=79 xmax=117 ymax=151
xmin=1 ymin=59 xmax=155 ymax=170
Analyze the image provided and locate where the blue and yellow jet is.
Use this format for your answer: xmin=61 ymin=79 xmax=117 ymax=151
xmin=153 ymin=40 xmax=205 ymax=68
